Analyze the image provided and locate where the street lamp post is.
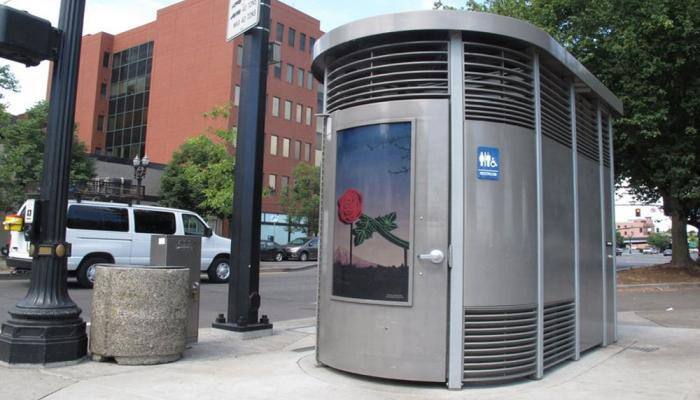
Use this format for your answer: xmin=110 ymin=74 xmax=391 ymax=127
xmin=0 ymin=0 xmax=88 ymax=364
xmin=133 ymin=154 xmax=150 ymax=199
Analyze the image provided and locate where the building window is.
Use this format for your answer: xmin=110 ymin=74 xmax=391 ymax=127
xmin=286 ymin=63 xmax=294 ymax=83
xmin=273 ymin=62 xmax=281 ymax=79
xmin=97 ymin=115 xmax=105 ymax=131
xmin=293 ymin=140 xmax=301 ymax=159
xmin=270 ymin=135 xmax=278 ymax=155
xmin=305 ymin=106 xmax=312 ymax=125
xmin=284 ymin=100 xmax=292 ymax=120
xmin=309 ymin=37 xmax=316 ymax=53
xmin=281 ymin=176 xmax=289 ymax=190
xmin=295 ymin=104 xmax=302 ymax=123
xmin=300 ymin=33 xmax=306 ymax=51
xmin=102 ymin=51 xmax=110 ymax=68
xmin=234 ymin=85 xmax=240 ymax=106
xmin=105 ymin=41 xmax=153 ymax=159
xmin=282 ymin=138 xmax=290 ymax=157
xmin=236 ymin=45 xmax=243 ymax=66
xmin=297 ymin=67 xmax=304 ymax=87
xmin=275 ymin=22 xmax=284 ymax=43
xmin=304 ymin=142 xmax=311 ymax=162
xmin=316 ymin=116 xmax=324 ymax=134
xmin=306 ymin=71 xmax=313 ymax=90
xmin=268 ymin=174 xmax=276 ymax=191
xmin=272 ymin=97 xmax=280 ymax=117
xmin=288 ymin=27 xmax=296 ymax=47
xmin=100 ymin=83 xmax=107 ymax=97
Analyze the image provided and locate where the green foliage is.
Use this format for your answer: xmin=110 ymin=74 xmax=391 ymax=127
xmin=279 ymin=163 xmax=320 ymax=235
xmin=647 ymin=232 xmax=672 ymax=251
xmin=0 ymin=101 xmax=95 ymax=211
xmin=615 ymin=230 xmax=625 ymax=248
xmin=688 ymin=231 xmax=698 ymax=249
xmin=0 ymin=65 xmax=19 ymax=98
xmin=159 ymin=104 xmax=236 ymax=218
xmin=352 ymin=212 xmax=409 ymax=250
xmin=445 ymin=0 xmax=700 ymax=263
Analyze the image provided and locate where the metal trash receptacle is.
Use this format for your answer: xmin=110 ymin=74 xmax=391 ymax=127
xmin=150 ymin=235 xmax=201 ymax=344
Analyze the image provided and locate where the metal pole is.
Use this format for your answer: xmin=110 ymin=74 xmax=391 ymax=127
xmin=0 ymin=0 xmax=87 ymax=364
xmin=447 ymin=30 xmax=465 ymax=390
xmin=596 ymin=102 xmax=608 ymax=347
xmin=570 ymin=83 xmax=581 ymax=361
xmin=213 ymin=0 xmax=272 ymax=332
xmin=532 ymin=51 xmax=544 ymax=380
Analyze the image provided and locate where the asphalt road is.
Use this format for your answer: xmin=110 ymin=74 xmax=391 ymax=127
xmin=0 ymin=265 xmax=319 ymax=328
xmin=615 ymin=253 xmax=698 ymax=270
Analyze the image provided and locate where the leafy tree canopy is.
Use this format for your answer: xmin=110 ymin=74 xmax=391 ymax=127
xmin=280 ymin=162 xmax=320 ymax=236
xmin=159 ymin=104 xmax=236 ymax=219
xmin=0 ymin=101 xmax=95 ymax=211
xmin=647 ymin=232 xmax=671 ymax=251
xmin=0 ymin=65 xmax=19 ymax=99
xmin=436 ymin=0 xmax=700 ymax=266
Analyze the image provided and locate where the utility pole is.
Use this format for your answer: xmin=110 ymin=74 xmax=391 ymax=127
xmin=213 ymin=0 xmax=272 ymax=333
xmin=0 ymin=0 xmax=87 ymax=364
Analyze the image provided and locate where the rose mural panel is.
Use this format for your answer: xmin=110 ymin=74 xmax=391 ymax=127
xmin=332 ymin=122 xmax=411 ymax=302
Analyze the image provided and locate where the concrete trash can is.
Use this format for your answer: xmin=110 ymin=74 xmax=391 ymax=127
xmin=90 ymin=265 xmax=189 ymax=365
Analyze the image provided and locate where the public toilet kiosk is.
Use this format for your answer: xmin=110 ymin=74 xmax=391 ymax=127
xmin=311 ymin=11 xmax=622 ymax=389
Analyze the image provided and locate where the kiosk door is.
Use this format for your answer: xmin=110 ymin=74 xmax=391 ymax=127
xmin=317 ymin=99 xmax=450 ymax=382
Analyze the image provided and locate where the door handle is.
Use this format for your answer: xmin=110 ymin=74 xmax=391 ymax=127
xmin=417 ymin=249 xmax=444 ymax=264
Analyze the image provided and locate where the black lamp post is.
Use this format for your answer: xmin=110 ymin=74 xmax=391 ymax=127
xmin=0 ymin=0 xmax=87 ymax=364
xmin=132 ymin=154 xmax=150 ymax=198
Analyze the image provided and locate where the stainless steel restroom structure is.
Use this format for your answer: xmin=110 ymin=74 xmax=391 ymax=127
xmin=311 ymin=11 xmax=621 ymax=389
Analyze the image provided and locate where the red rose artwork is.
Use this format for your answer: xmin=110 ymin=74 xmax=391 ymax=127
xmin=337 ymin=189 xmax=363 ymax=224
xmin=338 ymin=188 xmax=363 ymax=266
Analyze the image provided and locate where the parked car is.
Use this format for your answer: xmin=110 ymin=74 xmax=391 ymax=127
xmin=642 ymin=248 xmax=658 ymax=254
xmin=283 ymin=237 xmax=319 ymax=261
xmin=6 ymin=200 xmax=232 ymax=288
xmin=615 ymin=248 xmax=623 ymax=256
xmin=260 ymin=240 xmax=285 ymax=262
xmin=663 ymin=249 xmax=672 ymax=256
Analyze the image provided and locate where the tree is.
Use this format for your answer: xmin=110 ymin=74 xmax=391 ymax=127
xmin=280 ymin=162 xmax=320 ymax=236
xmin=615 ymin=230 xmax=625 ymax=248
xmin=437 ymin=0 xmax=700 ymax=269
xmin=0 ymin=65 xmax=19 ymax=99
xmin=159 ymin=104 xmax=236 ymax=219
xmin=647 ymin=232 xmax=672 ymax=251
xmin=0 ymin=101 xmax=95 ymax=211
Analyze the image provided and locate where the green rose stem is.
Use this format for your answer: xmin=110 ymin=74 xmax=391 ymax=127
xmin=366 ymin=215 xmax=409 ymax=267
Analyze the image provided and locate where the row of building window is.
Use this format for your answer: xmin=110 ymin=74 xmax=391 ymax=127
xmin=270 ymin=96 xmax=313 ymax=125
xmin=275 ymin=22 xmax=315 ymax=53
xmin=269 ymin=135 xmax=312 ymax=162
xmin=273 ymin=62 xmax=314 ymax=90
xmin=266 ymin=174 xmax=290 ymax=193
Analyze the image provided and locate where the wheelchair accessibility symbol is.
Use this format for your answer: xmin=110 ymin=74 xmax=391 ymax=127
xmin=477 ymin=146 xmax=500 ymax=181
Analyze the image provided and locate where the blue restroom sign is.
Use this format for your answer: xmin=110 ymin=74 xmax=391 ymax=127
xmin=477 ymin=146 xmax=500 ymax=180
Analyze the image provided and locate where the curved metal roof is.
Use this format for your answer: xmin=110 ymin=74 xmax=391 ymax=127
xmin=312 ymin=10 xmax=622 ymax=114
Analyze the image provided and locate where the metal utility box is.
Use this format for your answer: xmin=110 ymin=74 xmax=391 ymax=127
xmin=312 ymin=11 xmax=621 ymax=389
xmin=150 ymin=235 xmax=201 ymax=344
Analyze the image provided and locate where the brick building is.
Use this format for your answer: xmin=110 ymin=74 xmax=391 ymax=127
xmin=69 ymin=0 xmax=323 ymax=242
xmin=616 ymin=217 xmax=656 ymax=250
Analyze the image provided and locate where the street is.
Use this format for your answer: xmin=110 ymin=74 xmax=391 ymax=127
xmin=0 ymin=265 xmax=319 ymax=328
xmin=616 ymin=252 xmax=698 ymax=270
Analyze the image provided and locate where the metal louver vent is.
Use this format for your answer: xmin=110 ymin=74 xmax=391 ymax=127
xmin=464 ymin=41 xmax=534 ymax=129
xmin=463 ymin=305 xmax=537 ymax=383
xmin=325 ymin=38 xmax=449 ymax=112
xmin=601 ymin=111 xmax=611 ymax=168
xmin=540 ymin=65 xmax=571 ymax=147
xmin=543 ymin=300 xmax=575 ymax=370
xmin=575 ymin=94 xmax=599 ymax=162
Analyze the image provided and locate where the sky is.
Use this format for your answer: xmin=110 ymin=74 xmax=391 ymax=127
xmin=0 ymin=0 xmax=447 ymax=115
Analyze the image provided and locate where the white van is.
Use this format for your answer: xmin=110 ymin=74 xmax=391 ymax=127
xmin=7 ymin=200 xmax=232 ymax=288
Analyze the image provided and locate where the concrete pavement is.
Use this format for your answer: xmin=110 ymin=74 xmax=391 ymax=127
xmin=2 ymin=312 xmax=700 ymax=400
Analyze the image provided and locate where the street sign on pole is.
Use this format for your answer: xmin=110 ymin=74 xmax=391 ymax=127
xmin=227 ymin=0 xmax=260 ymax=41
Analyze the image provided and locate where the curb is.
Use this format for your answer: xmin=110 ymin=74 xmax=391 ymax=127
xmin=260 ymin=263 xmax=317 ymax=273
xmin=618 ymin=282 xmax=700 ymax=290
xmin=0 ymin=272 xmax=30 ymax=281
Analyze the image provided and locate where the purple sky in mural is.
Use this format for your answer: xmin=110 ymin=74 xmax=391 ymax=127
xmin=334 ymin=122 xmax=412 ymax=267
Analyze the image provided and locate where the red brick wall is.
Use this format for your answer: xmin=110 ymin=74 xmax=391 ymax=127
xmin=70 ymin=0 xmax=322 ymax=214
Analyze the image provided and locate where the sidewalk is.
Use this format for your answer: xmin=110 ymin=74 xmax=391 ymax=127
xmin=2 ymin=313 xmax=699 ymax=400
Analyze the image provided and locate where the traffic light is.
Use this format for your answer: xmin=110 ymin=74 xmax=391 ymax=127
xmin=635 ymin=208 xmax=641 ymax=217
xmin=0 ymin=5 xmax=59 ymax=66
